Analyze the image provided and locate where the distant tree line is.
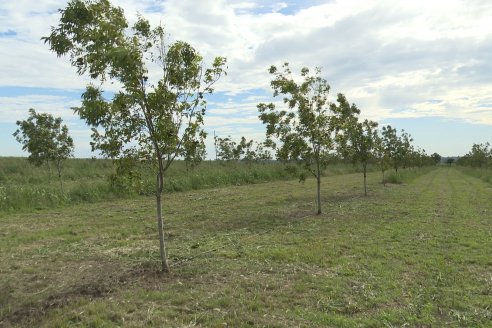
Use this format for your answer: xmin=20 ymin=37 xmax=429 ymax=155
xmin=256 ymin=63 xmax=440 ymax=205
xmin=456 ymin=142 xmax=491 ymax=167
xmin=214 ymin=135 xmax=273 ymax=162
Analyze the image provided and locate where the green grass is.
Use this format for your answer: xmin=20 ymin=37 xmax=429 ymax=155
xmin=456 ymin=165 xmax=492 ymax=185
xmin=1 ymin=167 xmax=490 ymax=327
xmin=0 ymin=157 xmax=377 ymax=213
xmin=383 ymin=166 xmax=436 ymax=184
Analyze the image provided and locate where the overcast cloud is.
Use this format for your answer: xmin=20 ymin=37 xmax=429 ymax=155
xmin=1 ymin=0 xmax=491 ymax=157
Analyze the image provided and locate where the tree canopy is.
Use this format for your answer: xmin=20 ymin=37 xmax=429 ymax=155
xmin=340 ymin=117 xmax=378 ymax=195
xmin=13 ymin=108 xmax=74 ymax=191
xmin=258 ymin=63 xmax=358 ymax=214
xmin=215 ymin=135 xmax=272 ymax=161
xmin=381 ymin=125 xmax=413 ymax=174
xmin=457 ymin=143 xmax=490 ymax=167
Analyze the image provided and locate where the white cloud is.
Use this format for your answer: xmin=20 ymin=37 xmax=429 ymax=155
xmin=0 ymin=94 xmax=80 ymax=123
xmin=1 ymin=0 xmax=492 ymax=157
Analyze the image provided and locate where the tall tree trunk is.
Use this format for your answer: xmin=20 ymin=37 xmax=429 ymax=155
xmin=316 ymin=159 xmax=321 ymax=215
xmin=363 ymin=163 xmax=367 ymax=196
xmin=156 ymin=172 xmax=170 ymax=272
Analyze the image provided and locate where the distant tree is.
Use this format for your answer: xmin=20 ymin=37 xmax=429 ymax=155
xmin=184 ymin=139 xmax=207 ymax=172
xmin=467 ymin=143 xmax=490 ymax=168
xmin=381 ymin=125 xmax=413 ymax=174
xmin=43 ymin=0 xmax=226 ymax=272
xmin=254 ymin=140 xmax=273 ymax=161
xmin=258 ymin=63 xmax=357 ymax=214
xmin=456 ymin=143 xmax=491 ymax=168
xmin=213 ymin=130 xmax=219 ymax=160
xmin=410 ymin=147 xmax=428 ymax=169
xmin=13 ymin=108 xmax=74 ymax=192
xmin=447 ymin=158 xmax=455 ymax=166
xmin=373 ymin=133 xmax=391 ymax=185
xmin=216 ymin=136 xmax=241 ymax=161
xmin=215 ymin=135 xmax=271 ymax=162
xmin=418 ymin=148 xmax=428 ymax=168
xmin=239 ymin=137 xmax=255 ymax=161
xmin=341 ymin=118 xmax=378 ymax=196
xmin=431 ymin=152 xmax=441 ymax=165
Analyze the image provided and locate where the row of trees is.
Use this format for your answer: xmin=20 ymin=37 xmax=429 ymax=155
xmin=456 ymin=142 xmax=491 ymax=167
xmin=12 ymin=105 xmax=439 ymax=199
xmin=256 ymin=63 xmax=440 ymax=210
xmin=214 ymin=135 xmax=272 ymax=162
xmin=25 ymin=0 xmax=438 ymax=272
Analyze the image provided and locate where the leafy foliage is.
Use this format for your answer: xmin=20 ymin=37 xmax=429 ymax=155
xmin=215 ymin=135 xmax=272 ymax=161
xmin=339 ymin=117 xmax=378 ymax=195
xmin=407 ymin=147 xmax=431 ymax=168
xmin=430 ymin=152 xmax=441 ymax=164
xmin=258 ymin=63 xmax=357 ymax=213
xmin=373 ymin=132 xmax=391 ymax=184
xmin=183 ymin=139 xmax=207 ymax=172
xmin=457 ymin=142 xmax=490 ymax=168
xmin=13 ymin=108 xmax=74 ymax=191
xmin=381 ymin=125 xmax=413 ymax=174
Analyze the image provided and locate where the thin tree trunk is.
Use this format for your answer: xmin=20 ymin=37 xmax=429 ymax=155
xmin=214 ymin=130 xmax=218 ymax=161
xmin=316 ymin=159 xmax=321 ymax=215
xmin=58 ymin=173 xmax=63 ymax=193
xmin=56 ymin=160 xmax=64 ymax=193
xmin=156 ymin=172 xmax=170 ymax=272
xmin=363 ymin=163 xmax=367 ymax=196
xmin=47 ymin=160 xmax=53 ymax=177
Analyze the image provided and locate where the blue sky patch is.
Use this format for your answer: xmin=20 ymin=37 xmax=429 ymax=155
xmin=0 ymin=86 xmax=83 ymax=98
xmin=276 ymin=0 xmax=333 ymax=15
xmin=380 ymin=117 xmax=492 ymax=156
xmin=0 ymin=29 xmax=16 ymax=37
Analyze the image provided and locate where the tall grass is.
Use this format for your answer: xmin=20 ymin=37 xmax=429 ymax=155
xmin=0 ymin=157 xmax=115 ymax=211
xmin=0 ymin=157 xmax=369 ymax=213
xmin=456 ymin=165 xmax=492 ymax=184
xmin=382 ymin=166 xmax=438 ymax=185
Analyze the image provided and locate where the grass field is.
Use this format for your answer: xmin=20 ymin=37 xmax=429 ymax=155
xmin=0 ymin=157 xmax=366 ymax=213
xmin=1 ymin=167 xmax=491 ymax=327
xmin=457 ymin=166 xmax=492 ymax=185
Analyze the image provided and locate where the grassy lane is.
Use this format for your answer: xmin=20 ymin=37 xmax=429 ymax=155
xmin=0 ymin=168 xmax=491 ymax=327
xmin=371 ymin=168 xmax=492 ymax=326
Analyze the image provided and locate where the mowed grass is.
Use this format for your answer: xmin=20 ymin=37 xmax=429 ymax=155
xmin=0 ymin=167 xmax=491 ymax=327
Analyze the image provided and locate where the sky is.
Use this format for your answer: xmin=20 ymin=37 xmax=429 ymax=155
xmin=1 ymin=0 xmax=492 ymax=158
